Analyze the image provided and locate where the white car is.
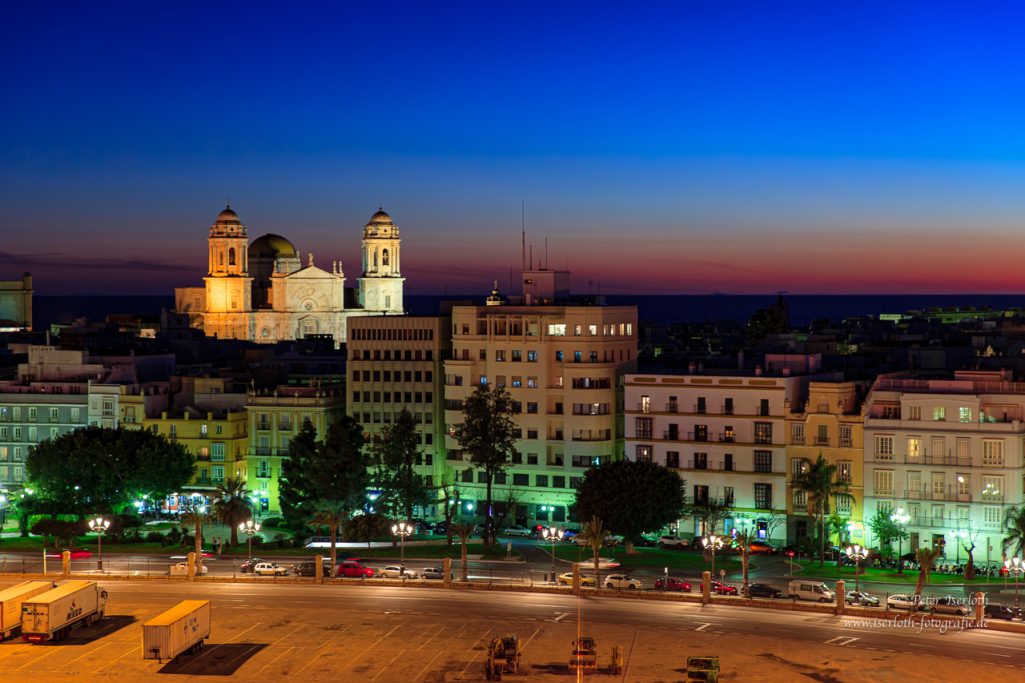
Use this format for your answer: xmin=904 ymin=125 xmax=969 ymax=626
xmin=886 ymin=593 xmax=924 ymax=610
xmin=378 ymin=565 xmax=419 ymax=579
xmin=657 ymin=535 xmax=689 ymax=549
xmin=604 ymin=574 xmax=642 ymax=590
xmin=500 ymin=525 xmax=533 ymax=537
xmin=169 ymin=562 xmax=208 ymax=576
xmin=253 ymin=562 xmax=289 ymax=576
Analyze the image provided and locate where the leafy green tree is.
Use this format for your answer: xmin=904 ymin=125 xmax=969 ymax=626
xmin=180 ymin=503 xmax=210 ymax=572
xmin=692 ymin=498 xmax=732 ymax=537
xmin=578 ymin=516 xmax=608 ymax=587
xmin=1004 ymin=505 xmax=1025 ymax=558
xmin=344 ymin=512 xmax=390 ymax=548
xmin=278 ymin=420 xmax=319 ymax=529
xmin=308 ymin=415 xmax=368 ymax=512
xmin=914 ymin=546 xmax=942 ymax=606
xmin=452 ymin=519 xmax=475 ymax=582
xmin=309 ymin=499 xmax=348 ymax=573
xmin=575 ymin=460 xmax=686 ymax=552
xmin=867 ymin=507 xmax=907 ymax=553
xmin=791 ymin=455 xmax=850 ymax=566
xmin=958 ymin=527 xmax=980 ymax=580
xmin=213 ymin=476 xmax=251 ymax=547
xmin=27 ymin=427 xmax=194 ymax=514
xmin=453 ymin=384 xmax=518 ymax=548
xmin=371 ymin=409 xmax=429 ymax=521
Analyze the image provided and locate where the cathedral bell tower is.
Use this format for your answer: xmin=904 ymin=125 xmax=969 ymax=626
xmin=204 ymin=204 xmax=253 ymax=318
xmin=358 ymin=208 xmax=404 ymax=313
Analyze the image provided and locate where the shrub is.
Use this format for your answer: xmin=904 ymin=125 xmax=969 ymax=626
xmin=146 ymin=531 xmax=164 ymax=544
xmin=261 ymin=516 xmax=286 ymax=529
xmin=274 ymin=532 xmax=286 ymax=549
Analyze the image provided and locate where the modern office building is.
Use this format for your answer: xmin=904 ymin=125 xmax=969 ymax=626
xmin=0 ymin=272 xmax=32 ymax=331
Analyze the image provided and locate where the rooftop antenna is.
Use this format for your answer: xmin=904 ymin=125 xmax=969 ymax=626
xmin=545 ymin=234 xmax=549 ymax=270
xmin=521 ymin=200 xmax=526 ymax=272
xmin=529 ymin=245 xmax=533 ymax=271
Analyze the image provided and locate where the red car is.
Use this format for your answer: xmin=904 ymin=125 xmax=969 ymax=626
xmin=748 ymin=541 xmax=776 ymax=555
xmin=336 ymin=559 xmax=374 ymax=578
xmin=655 ymin=576 xmax=692 ymax=592
xmin=711 ymin=580 xmax=738 ymax=595
xmin=45 ymin=548 xmax=92 ymax=559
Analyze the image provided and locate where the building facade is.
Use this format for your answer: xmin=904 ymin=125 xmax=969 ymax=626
xmin=0 ymin=272 xmax=32 ymax=331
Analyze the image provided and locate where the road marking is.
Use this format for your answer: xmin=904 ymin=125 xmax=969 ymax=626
xmin=412 ymin=649 xmax=447 ymax=682
xmin=455 ymin=629 xmax=491 ymax=680
xmin=695 ymin=623 xmax=712 ymax=631
xmin=551 ymin=612 xmax=569 ymax=622
xmin=987 ymin=652 xmax=1013 ymax=658
xmin=342 ymin=623 xmax=401 ymax=672
xmin=372 ymin=648 xmax=409 ymax=680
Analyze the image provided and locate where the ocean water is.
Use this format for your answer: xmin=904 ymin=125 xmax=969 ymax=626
xmin=32 ymin=293 xmax=1025 ymax=331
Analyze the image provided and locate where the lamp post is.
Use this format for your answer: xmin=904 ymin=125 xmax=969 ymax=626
xmin=1004 ymin=556 xmax=1024 ymax=606
xmin=890 ymin=507 xmax=910 ymax=575
xmin=89 ymin=516 xmax=110 ymax=572
xmin=541 ymin=526 xmax=565 ymax=583
xmin=702 ymin=535 xmax=725 ymax=582
xmin=239 ymin=519 xmax=261 ymax=559
xmin=845 ymin=544 xmax=869 ymax=593
xmin=391 ymin=520 xmax=413 ymax=575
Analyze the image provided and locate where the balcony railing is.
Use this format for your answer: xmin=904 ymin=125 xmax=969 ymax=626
xmin=686 ymin=460 xmax=735 ymax=471
xmin=718 ymin=433 xmax=735 ymax=443
xmin=907 ymin=452 xmax=971 ymax=466
xmin=687 ymin=431 xmax=709 ymax=442
xmin=665 ymin=403 xmax=679 ymax=413
xmin=814 ymin=437 xmax=829 ymax=446
xmin=904 ymin=489 xmax=972 ymax=503
xmin=663 ymin=430 xmax=681 ymax=440
xmin=839 ymin=438 xmax=853 ymax=448
xmin=792 ymin=435 xmax=805 ymax=445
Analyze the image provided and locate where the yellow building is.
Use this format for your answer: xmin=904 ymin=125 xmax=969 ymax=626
xmin=244 ymin=385 xmax=344 ymax=514
xmin=785 ymin=381 xmax=865 ymax=544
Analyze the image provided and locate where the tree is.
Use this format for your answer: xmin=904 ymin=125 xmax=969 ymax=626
xmin=344 ymin=512 xmax=390 ymax=548
xmin=180 ymin=503 xmax=210 ymax=573
xmin=692 ymin=499 xmax=732 ymax=538
xmin=958 ymin=527 xmax=981 ymax=580
xmin=453 ymin=384 xmax=518 ymax=548
xmin=731 ymin=525 xmax=756 ymax=595
xmin=914 ymin=546 xmax=942 ymax=607
xmin=452 ymin=520 xmax=475 ymax=582
xmin=307 ymin=415 xmax=368 ymax=515
xmin=867 ymin=507 xmax=906 ymax=554
xmin=213 ymin=476 xmax=251 ymax=547
xmin=791 ymin=455 xmax=850 ymax=566
xmin=310 ymin=500 xmax=348 ymax=573
xmin=745 ymin=293 xmax=790 ymax=343
xmin=578 ymin=516 xmax=608 ymax=587
xmin=30 ymin=518 xmax=85 ymax=549
xmin=372 ymin=409 xmax=429 ymax=521
xmin=575 ymin=460 xmax=686 ymax=553
xmin=27 ymin=427 xmax=194 ymax=514
xmin=278 ymin=420 xmax=319 ymax=529
xmin=1003 ymin=505 xmax=1025 ymax=559
xmin=439 ymin=478 xmax=460 ymax=548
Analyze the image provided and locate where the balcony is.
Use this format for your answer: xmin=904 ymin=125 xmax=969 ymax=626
xmin=718 ymin=433 xmax=735 ymax=443
xmin=687 ymin=431 xmax=709 ymax=443
xmin=721 ymin=405 xmax=734 ymax=415
xmin=906 ymin=453 xmax=971 ymax=466
xmin=904 ymin=489 xmax=971 ymax=503
xmin=875 ymin=488 xmax=895 ymax=497
xmin=685 ymin=460 xmax=735 ymax=471
xmin=792 ymin=435 xmax=805 ymax=445
xmin=663 ymin=430 xmax=681 ymax=440
xmin=694 ymin=404 xmax=707 ymax=414
xmin=665 ymin=403 xmax=679 ymax=413
xmin=814 ymin=437 xmax=829 ymax=446
xmin=839 ymin=438 xmax=853 ymax=448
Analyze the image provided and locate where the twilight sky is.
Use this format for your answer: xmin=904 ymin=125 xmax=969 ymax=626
xmin=3 ymin=2 xmax=1025 ymax=295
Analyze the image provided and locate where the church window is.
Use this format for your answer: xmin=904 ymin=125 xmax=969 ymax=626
xmin=382 ymin=249 xmax=390 ymax=266
xmin=385 ymin=295 xmax=391 ymax=308
xmin=219 ymin=252 xmax=224 ymax=267
xmin=229 ymin=248 xmax=236 ymax=266
xmin=374 ymin=250 xmax=378 ymax=268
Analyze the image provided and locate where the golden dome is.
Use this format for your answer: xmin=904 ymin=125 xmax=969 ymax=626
xmin=250 ymin=233 xmax=297 ymax=257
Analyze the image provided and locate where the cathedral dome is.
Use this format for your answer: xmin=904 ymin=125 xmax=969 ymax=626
xmin=364 ymin=208 xmax=399 ymax=238
xmin=217 ymin=207 xmax=240 ymax=222
xmin=369 ymin=209 xmax=392 ymax=224
xmin=250 ymin=233 xmax=297 ymax=257
xmin=209 ymin=204 xmax=246 ymax=237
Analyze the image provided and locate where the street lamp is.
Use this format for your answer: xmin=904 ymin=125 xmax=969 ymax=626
xmin=239 ymin=519 xmax=261 ymax=559
xmin=541 ymin=526 xmax=565 ymax=583
xmin=890 ymin=507 xmax=911 ymax=575
xmin=702 ymin=535 xmax=725 ymax=583
xmin=845 ymin=544 xmax=869 ymax=593
xmin=89 ymin=516 xmax=110 ymax=572
xmin=1004 ymin=556 xmax=1024 ymax=606
xmin=391 ymin=520 xmax=413 ymax=576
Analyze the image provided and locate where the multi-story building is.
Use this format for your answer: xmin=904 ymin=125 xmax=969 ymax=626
xmin=347 ymin=315 xmax=450 ymax=517
xmin=624 ymin=356 xmax=831 ymax=542
xmin=443 ymin=297 xmax=637 ymax=528
xmin=864 ymin=370 xmax=1025 ymax=566
xmin=785 ymin=381 xmax=865 ymax=544
xmin=244 ymin=384 xmax=345 ymax=514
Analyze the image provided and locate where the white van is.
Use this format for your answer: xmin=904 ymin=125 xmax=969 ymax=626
xmin=787 ymin=580 xmax=835 ymax=602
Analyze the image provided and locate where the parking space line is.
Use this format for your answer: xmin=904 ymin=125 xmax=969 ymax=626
xmin=695 ymin=623 xmax=711 ymax=631
xmin=185 ymin=621 xmax=262 ymax=669
xmin=415 ymin=626 xmax=447 ymax=651
xmin=92 ymin=643 xmax=141 ymax=673
xmin=341 ymin=623 xmax=401 ymax=672
xmin=455 ymin=629 xmax=491 ymax=680
xmin=371 ymin=648 xmax=409 ymax=680
xmin=253 ymin=646 xmax=296 ymax=674
xmin=291 ymin=626 xmax=353 ymax=675
xmin=412 ymin=649 xmax=447 ymax=682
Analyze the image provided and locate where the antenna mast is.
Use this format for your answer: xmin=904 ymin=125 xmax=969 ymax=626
xmin=521 ymin=200 xmax=526 ymax=272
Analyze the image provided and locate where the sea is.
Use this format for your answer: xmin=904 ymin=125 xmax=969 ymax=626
xmin=32 ymin=293 xmax=1025 ymax=331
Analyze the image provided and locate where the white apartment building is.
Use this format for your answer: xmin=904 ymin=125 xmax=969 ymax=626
xmin=864 ymin=370 xmax=1025 ymax=565
xmin=624 ymin=357 xmax=829 ymax=542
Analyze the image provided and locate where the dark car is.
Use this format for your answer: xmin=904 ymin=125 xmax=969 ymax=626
xmin=292 ymin=560 xmax=331 ymax=577
xmin=745 ymin=583 xmax=782 ymax=598
xmin=239 ymin=557 xmax=265 ymax=574
xmin=655 ymin=576 xmax=692 ymax=592
xmin=984 ymin=604 xmax=1016 ymax=620
xmin=421 ymin=566 xmax=451 ymax=580
xmin=711 ymin=580 xmax=738 ymax=595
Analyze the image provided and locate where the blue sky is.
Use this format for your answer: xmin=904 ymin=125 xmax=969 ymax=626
xmin=2 ymin=1 xmax=1025 ymax=294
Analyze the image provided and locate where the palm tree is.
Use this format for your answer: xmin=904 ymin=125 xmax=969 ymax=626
xmin=1003 ymin=505 xmax=1025 ymax=559
xmin=791 ymin=455 xmax=850 ymax=566
xmin=913 ymin=546 xmax=942 ymax=609
xmin=578 ymin=516 xmax=607 ymax=588
xmin=452 ymin=520 xmax=475 ymax=582
xmin=213 ymin=476 xmax=252 ymax=547
xmin=733 ymin=527 xmax=755 ymax=595
xmin=310 ymin=500 xmax=348 ymax=576
xmin=180 ymin=503 xmax=210 ymax=574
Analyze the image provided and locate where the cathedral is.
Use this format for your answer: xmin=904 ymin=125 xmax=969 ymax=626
xmin=174 ymin=206 xmax=405 ymax=344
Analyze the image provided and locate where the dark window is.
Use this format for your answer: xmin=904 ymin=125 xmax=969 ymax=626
xmin=513 ymin=473 xmax=529 ymax=486
xmin=553 ymin=476 xmax=566 ymax=488
xmin=693 ymin=452 xmax=707 ymax=470
xmin=635 ymin=417 xmax=653 ymax=439
xmin=754 ymin=450 xmax=772 ymax=472
xmin=535 ymin=475 xmax=548 ymax=487
xmin=754 ymin=483 xmax=772 ymax=509
xmin=759 ymin=399 xmax=770 ymax=416
xmin=754 ymin=422 xmax=773 ymax=444
xmin=694 ymin=485 xmax=709 ymax=505
xmin=724 ymin=453 xmax=734 ymax=471
xmin=666 ymin=451 xmax=680 ymax=468
xmin=694 ymin=425 xmax=708 ymax=442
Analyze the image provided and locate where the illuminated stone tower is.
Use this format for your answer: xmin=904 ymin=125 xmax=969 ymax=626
xmin=358 ymin=208 xmax=404 ymax=313
xmin=203 ymin=205 xmax=254 ymax=339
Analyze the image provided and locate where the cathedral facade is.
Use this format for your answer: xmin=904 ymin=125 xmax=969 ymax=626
xmin=174 ymin=206 xmax=405 ymax=344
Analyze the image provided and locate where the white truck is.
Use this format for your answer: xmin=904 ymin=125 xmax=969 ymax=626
xmin=143 ymin=600 xmax=211 ymax=660
xmin=21 ymin=580 xmax=108 ymax=642
xmin=0 ymin=581 xmax=55 ymax=641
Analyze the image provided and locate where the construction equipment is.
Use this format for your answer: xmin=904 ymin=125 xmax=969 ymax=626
xmin=569 ymin=635 xmax=598 ymax=671
xmin=609 ymin=644 xmax=624 ymax=674
xmin=686 ymin=655 xmax=720 ymax=682
xmin=484 ymin=633 xmax=522 ymax=680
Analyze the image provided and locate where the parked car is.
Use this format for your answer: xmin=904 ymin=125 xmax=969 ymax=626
xmin=604 ymin=574 xmax=642 ymax=590
xmin=561 ymin=529 xmax=580 ymax=542
xmin=886 ymin=593 xmax=924 ymax=610
xmin=788 ymin=580 xmax=835 ymax=602
xmin=378 ymin=565 xmax=419 ymax=579
xmin=169 ymin=562 xmax=208 ymax=576
xmin=657 ymin=535 xmax=689 ymax=549
xmin=558 ymin=572 xmax=596 ymax=587
xmin=253 ymin=562 xmax=289 ymax=576
xmin=239 ymin=557 xmax=265 ymax=573
xmin=46 ymin=548 xmax=93 ymax=560
xmin=421 ymin=567 xmax=451 ymax=580
xmin=711 ymin=580 xmax=738 ymax=595
xmin=337 ymin=559 xmax=374 ymax=578
xmin=984 ymin=603 xmax=1017 ymax=620
xmin=500 ymin=525 xmax=533 ymax=537
xmin=655 ymin=576 xmax=692 ymax=592
xmin=748 ymin=541 xmax=776 ymax=555
xmin=745 ymin=583 xmax=782 ymax=598
xmin=169 ymin=551 xmax=214 ymax=560
xmin=845 ymin=591 xmax=880 ymax=607
xmin=292 ymin=560 xmax=331 ymax=577
xmin=931 ymin=596 xmax=970 ymax=616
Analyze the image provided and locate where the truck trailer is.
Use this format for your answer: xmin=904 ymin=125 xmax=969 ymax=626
xmin=0 ymin=581 xmax=55 ymax=641
xmin=142 ymin=600 xmax=210 ymax=660
xmin=21 ymin=580 xmax=107 ymax=642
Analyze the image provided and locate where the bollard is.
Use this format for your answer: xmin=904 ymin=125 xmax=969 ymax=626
xmin=974 ymin=591 xmax=985 ymax=625
xmin=62 ymin=550 xmax=70 ymax=579
xmin=443 ymin=557 xmax=452 ymax=589
xmin=835 ymin=580 xmax=845 ymax=615
xmin=316 ymin=555 xmax=325 ymax=584
xmin=702 ymin=571 xmax=711 ymax=605
xmin=187 ymin=551 xmax=197 ymax=580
